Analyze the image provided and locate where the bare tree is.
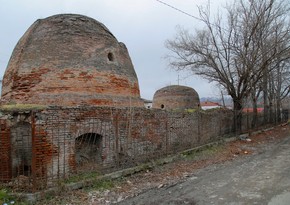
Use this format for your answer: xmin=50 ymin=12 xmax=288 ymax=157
xmin=249 ymin=83 xmax=263 ymax=128
xmin=269 ymin=59 xmax=290 ymax=122
xmin=165 ymin=0 xmax=290 ymax=132
xmin=248 ymin=0 xmax=290 ymax=125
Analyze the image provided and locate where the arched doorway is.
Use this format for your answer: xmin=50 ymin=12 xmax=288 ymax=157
xmin=75 ymin=133 xmax=103 ymax=166
xmin=11 ymin=122 xmax=32 ymax=177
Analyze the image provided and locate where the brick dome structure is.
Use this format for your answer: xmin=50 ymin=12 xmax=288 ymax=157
xmin=1 ymin=14 xmax=143 ymax=107
xmin=152 ymin=85 xmax=200 ymax=110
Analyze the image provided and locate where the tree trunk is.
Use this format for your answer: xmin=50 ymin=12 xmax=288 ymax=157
xmin=269 ymin=102 xmax=274 ymax=123
xmin=233 ymin=99 xmax=243 ymax=133
xmin=251 ymin=98 xmax=258 ymax=128
xmin=276 ymin=98 xmax=282 ymax=123
xmin=263 ymin=67 xmax=269 ymax=124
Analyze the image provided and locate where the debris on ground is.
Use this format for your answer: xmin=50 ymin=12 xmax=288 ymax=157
xmin=37 ymin=124 xmax=289 ymax=205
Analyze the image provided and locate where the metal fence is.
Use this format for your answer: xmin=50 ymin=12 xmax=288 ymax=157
xmin=0 ymin=106 xmax=287 ymax=192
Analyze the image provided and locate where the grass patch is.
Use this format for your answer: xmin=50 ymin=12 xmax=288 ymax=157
xmin=0 ymin=189 xmax=12 ymax=204
xmin=184 ymin=109 xmax=197 ymax=113
xmin=64 ymin=171 xmax=101 ymax=184
xmin=169 ymin=108 xmax=199 ymax=113
xmin=65 ymin=171 xmax=119 ymax=191
xmin=0 ymin=104 xmax=47 ymax=111
xmin=90 ymin=179 xmax=115 ymax=191
xmin=0 ymin=188 xmax=29 ymax=205
xmin=181 ymin=144 xmax=225 ymax=161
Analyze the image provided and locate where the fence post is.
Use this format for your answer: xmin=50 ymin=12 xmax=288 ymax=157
xmin=114 ymin=111 xmax=120 ymax=166
xmin=165 ymin=112 xmax=168 ymax=155
xmin=31 ymin=111 xmax=37 ymax=192
xmin=198 ymin=111 xmax=201 ymax=144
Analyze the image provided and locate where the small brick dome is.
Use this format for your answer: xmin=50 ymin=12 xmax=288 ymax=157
xmin=152 ymin=85 xmax=200 ymax=110
xmin=1 ymin=14 xmax=143 ymax=107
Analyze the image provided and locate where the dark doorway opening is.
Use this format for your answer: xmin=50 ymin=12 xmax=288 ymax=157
xmin=11 ymin=122 xmax=32 ymax=178
xmin=75 ymin=133 xmax=103 ymax=166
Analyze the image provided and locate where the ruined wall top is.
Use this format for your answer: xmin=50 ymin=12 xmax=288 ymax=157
xmin=1 ymin=14 xmax=143 ymax=107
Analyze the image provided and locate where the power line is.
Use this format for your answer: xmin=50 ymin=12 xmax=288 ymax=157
xmin=155 ymin=0 xmax=203 ymax=22
xmin=155 ymin=0 xmax=234 ymax=36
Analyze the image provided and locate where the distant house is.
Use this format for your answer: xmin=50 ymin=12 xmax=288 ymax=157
xmin=201 ymin=101 xmax=222 ymax=110
xmin=142 ymin=99 xmax=152 ymax=109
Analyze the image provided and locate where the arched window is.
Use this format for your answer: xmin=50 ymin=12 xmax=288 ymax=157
xmin=107 ymin=52 xmax=114 ymax=62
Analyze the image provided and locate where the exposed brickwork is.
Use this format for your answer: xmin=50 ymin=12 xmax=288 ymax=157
xmin=0 ymin=107 xmax=235 ymax=190
xmin=0 ymin=106 xmax=275 ymax=192
xmin=0 ymin=120 xmax=12 ymax=182
xmin=152 ymin=85 xmax=200 ymax=110
xmin=1 ymin=14 xmax=143 ymax=107
xmin=33 ymin=127 xmax=58 ymax=180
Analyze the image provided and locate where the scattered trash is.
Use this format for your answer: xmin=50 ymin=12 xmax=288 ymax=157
xmin=239 ymin=134 xmax=249 ymax=141
xmin=117 ymin=196 xmax=123 ymax=202
xmin=158 ymin=184 xmax=164 ymax=189
xmin=183 ymin=173 xmax=189 ymax=177
xmin=189 ymin=176 xmax=198 ymax=180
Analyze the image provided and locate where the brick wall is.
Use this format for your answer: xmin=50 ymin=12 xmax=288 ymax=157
xmin=0 ymin=107 xmax=253 ymax=191
xmin=0 ymin=120 xmax=12 ymax=182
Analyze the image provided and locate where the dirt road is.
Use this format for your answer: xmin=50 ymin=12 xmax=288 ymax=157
xmin=117 ymin=126 xmax=290 ymax=205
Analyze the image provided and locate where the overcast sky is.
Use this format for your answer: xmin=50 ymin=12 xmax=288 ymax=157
xmin=0 ymin=0 xmax=229 ymax=100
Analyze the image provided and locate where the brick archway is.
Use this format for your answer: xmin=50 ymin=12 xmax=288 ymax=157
xmin=75 ymin=133 xmax=103 ymax=167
